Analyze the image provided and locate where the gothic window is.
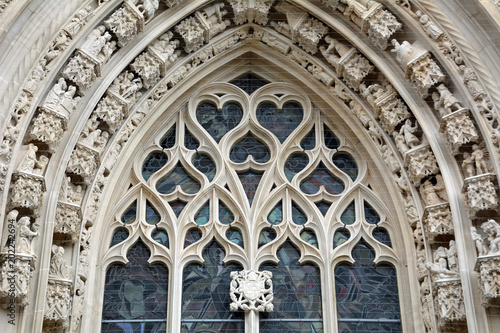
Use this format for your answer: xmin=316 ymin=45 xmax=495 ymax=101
xmin=101 ymin=78 xmax=402 ymax=332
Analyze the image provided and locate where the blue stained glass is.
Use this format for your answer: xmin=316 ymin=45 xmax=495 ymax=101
xmin=260 ymin=242 xmax=323 ymax=331
xmin=146 ymin=201 xmax=161 ymax=225
xmin=226 ymin=228 xmax=244 ymax=247
xmin=335 ymin=240 xmax=401 ymax=331
xmin=196 ymin=102 xmax=243 ymax=143
xmin=121 ymin=201 xmax=137 ymax=224
xmin=365 ymin=202 xmax=381 ymax=224
xmin=110 ymin=228 xmax=129 ymax=247
xmin=341 ymin=202 xmax=356 ymax=225
xmin=219 ymin=201 xmax=234 ymax=225
xmin=316 ymin=202 xmax=331 ymax=216
xmin=142 ymin=152 xmax=168 ymax=181
xmin=195 ymin=202 xmax=210 ymax=226
xmin=284 ymin=153 xmax=308 ymax=181
xmin=256 ymin=102 xmax=303 ymax=143
xmin=333 ymin=229 xmax=350 ymax=249
xmin=301 ymin=229 xmax=319 ymax=248
xmin=258 ymin=228 xmax=276 ymax=248
xmin=182 ymin=242 xmax=244 ymax=332
xmin=101 ymin=241 xmax=168 ymax=332
xmin=230 ymin=135 xmax=270 ymax=163
xmin=292 ymin=202 xmax=307 ymax=225
xmin=324 ymin=124 xmax=340 ymax=150
xmin=160 ymin=126 xmax=176 ymax=149
xmin=301 ymin=126 xmax=316 ymax=150
xmin=193 ymin=153 xmax=216 ymax=181
xmin=230 ymin=73 xmax=269 ymax=95
xmin=156 ymin=165 xmax=200 ymax=195
xmin=184 ymin=129 xmax=199 ymax=150
xmin=184 ymin=229 xmax=202 ymax=248
xmin=332 ymin=153 xmax=358 ymax=181
xmin=170 ymin=200 xmax=186 ymax=217
xmin=267 ymin=201 xmax=283 ymax=225
xmin=373 ymin=228 xmax=392 ymax=247
xmin=237 ymin=171 xmax=263 ymax=205
xmin=152 ymin=229 xmax=169 ymax=248
xmin=300 ymin=163 xmax=344 ymax=195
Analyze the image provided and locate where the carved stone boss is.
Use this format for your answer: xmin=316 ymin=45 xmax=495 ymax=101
xmin=230 ymin=270 xmax=274 ymax=312
xmin=229 ymin=0 xmax=275 ymax=26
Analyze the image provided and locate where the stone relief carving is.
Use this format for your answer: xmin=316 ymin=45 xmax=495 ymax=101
xmin=426 ymin=247 xmax=459 ymax=280
xmin=54 ymin=203 xmax=82 ymax=243
xmin=44 ymin=278 xmax=73 ymax=330
xmin=29 ymin=109 xmax=67 ymax=154
xmin=175 ymin=17 xmax=206 ymax=53
xmin=404 ymin=145 xmax=439 ymax=185
xmin=104 ymin=1 xmax=145 ymax=47
xmin=440 ymin=109 xmax=479 ymax=154
xmin=423 ymin=204 xmax=453 ymax=242
xmin=66 ymin=144 xmax=100 ymax=185
xmin=229 ymin=0 xmax=275 ymax=26
xmin=0 ymin=254 xmax=33 ymax=306
xmin=229 ymin=270 xmax=274 ymax=312
xmin=10 ymin=173 xmax=45 ymax=214
xmin=42 ymin=78 xmax=80 ymax=118
xmin=475 ymin=256 xmax=500 ymax=307
xmin=434 ymin=280 xmax=466 ymax=329
xmin=463 ymin=174 xmax=498 ymax=214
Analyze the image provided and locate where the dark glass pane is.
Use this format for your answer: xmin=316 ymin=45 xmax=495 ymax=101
xmin=237 ymin=171 xmax=263 ymax=205
xmin=121 ymin=201 xmax=137 ymax=224
xmin=160 ymin=126 xmax=176 ymax=149
xmin=301 ymin=126 xmax=316 ymax=150
xmin=373 ymin=228 xmax=392 ymax=247
xmin=110 ymin=228 xmax=129 ymax=247
xmin=341 ymin=202 xmax=356 ymax=225
xmin=196 ymin=102 xmax=243 ymax=143
xmin=184 ymin=229 xmax=202 ymax=248
xmin=230 ymin=135 xmax=270 ymax=163
xmin=301 ymin=229 xmax=318 ymax=248
xmin=193 ymin=153 xmax=216 ymax=181
xmin=219 ymin=201 xmax=234 ymax=225
xmin=142 ymin=152 xmax=168 ymax=181
xmin=284 ymin=153 xmax=308 ymax=181
xmin=152 ymin=229 xmax=169 ymax=248
xmin=256 ymin=102 xmax=303 ymax=143
xmin=267 ymin=201 xmax=283 ymax=225
xmin=333 ymin=229 xmax=350 ymax=249
xmin=292 ymin=202 xmax=307 ymax=225
xmin=226 ymin=228 xmax=244 ymax=247
xmin=335 ymin=240 xmax=401 ymax=328
xmin=332 ymin=153 xmax=358 ymax=181
xmin=182 ymin=242 xmax=244 ymax=332
xmin=338 ymin=320 xmax=402 ymax=333
xmin=230 ymin=73 xmax=269 ymax=95
xmin=195 ymin=202 xmax=210 ymax=226
xmin=300 ymin=163 xmax=344 ymax=195
xmin=365 ymin=202 xmax=381 ymax=225
xmin=102 ymin=241 xmax=168 ymax=330
xmin=258 ymin=228 xmax=276 ymax=248
xmin=316 ymin=202 xmax=330 ymax=216
xmin=260 ymin=242 xmax=322 ymax=331
xmin=145 ymin=201 xmax=161 ymax=225
xmin=170 ymin=200 xmax=186 ymax=217
xmin=324 ymin=124 xmax=340 ymax=150
xmin=184 ymin=129 xmax=199 ymax=150
xmin=156 ymin=165 xmax=200 ymax=195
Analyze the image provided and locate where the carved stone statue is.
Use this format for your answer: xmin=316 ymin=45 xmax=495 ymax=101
xmin=420 ymin=177 xmax=447 ymax=206
xmin=471 ymin=226 xmax=489 ymax=256
xmin=49 ymin=245 xmax=71 ymax=280
xmin=416 ymin=10 xmax=444 ymax=41
xmin=435 ymin=84 xmax=462 ymax=114
xmin=481 ymin=219 xmax=500 ymax=255
xmin=399 ymin=119 xmax=420 ymax=149
xmin=17 ymin=143 xmax=38 ymax=174
xmin=462 ymin=152 xmax=475 ymax=178
xmin=16 ymin=216 xmax=39 ymax=255
xmin=459 ymin=65 xmax=485 ymax=101
xmin=427 ymin=246 xmax=459 ymax=280
xmin=470 ymin=144 xmax=489 ymax=175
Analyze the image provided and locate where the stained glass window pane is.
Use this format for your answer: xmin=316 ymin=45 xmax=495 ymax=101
xmin=300 ymin=163 xmax=344 ymax=195
xmin=160 ymin=126 xmax=176 ymax=149
xmin=152 ymin=229 xmax=169 ymax=248
xmin=156 ymin=165 xmax=200 ymax=195
xmin=146 ymin=201 xmax=161 ymax=225
xmin=170 ymin=200 xmax=186 ymax=217
xmin=268 ymin=201 xmax=283 ymax=225
xmin=333 ymin=229 xmax=350 ymax=249
xmin=184 ymin=229 xmax=202 ymax=248
xmin=192 ymin=153 xmax=216 ymax=181
xmin=256 ymin=102 xmax=303 ymax=143
xmin=184 ymin=129 xmax=199 ymax=150
xmin=284 ymin=153 xmax=308 ymax=181
xmin=335 ymin=240 xmax=401 ymax=331
xmin=324 ymin=124 xmax=340 ymax=150
xmin=260 ymin=242 xmax=322 ymax=332
xmin=182 ymin=242 xmax=244 ymax=332
xmin=365 ymin=202 xmax=381 ymax=225
xmin=196 ymin=102 xmax=243 ymax=143
xmin=332 ymin=153 xmax=358 ymax=181
xmin=341 ymin=202 xmax=356 ymax=225
xmin=110 ymin=228 xmax=129 ymax=247
xmin=226 ymin=228 xmax=244 ymax=247
xmin=292 ymin=202 xmax=307 ymax=225
xmin=195 ymin=202 xmax=210 ymax=226
xmin=230 ymin=73 xmax=269 ymax=95
xmin=301 ymin=229 xmax=319 ymax=248
xmin=258 ymin=228 xmax=276 ymax=248
xmin=121 ymin=201 xmax=137 ymax=224
xmin=230 ymin=135 xmax=270 ymax=163
xmin=301 ymin=126 xmax=315 ymax=150
xmin=237 ymin=171 xmax=263 ymax=205
xmin=219 ymin=201 xmax=234 ymax=225
xmin=316 ymin=202 xmax=330 ymax=216
xmin=142 ymin=152 xmax=168 ymax=181
xmin=373 ymin=228 xmax=392 ymax=247
xmin=101 ymin=241 xmax=168 ymax=332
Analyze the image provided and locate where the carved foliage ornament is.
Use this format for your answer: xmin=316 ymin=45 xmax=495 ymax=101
xmin=230 ymin=270 xmax=274 ymax=312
